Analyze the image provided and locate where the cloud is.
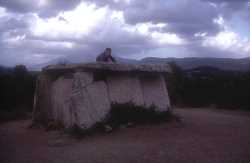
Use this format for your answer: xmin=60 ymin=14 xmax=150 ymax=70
xmin=31 ymin=3 xmax=108 ymax=39
xmin=0 ymin=0 xmax=250 ymax=67
xmin=202 ymin=0 xmax=250 ymax=21
xmin=0 ymin=0 xmax=81 ymax=17
xmin=201 ymin=30 xmax=250 ymax=57
xmin=0 ymin=2 xmax=187 ymax=66
xmin=86 ymin=0 xmax=222 ymax=38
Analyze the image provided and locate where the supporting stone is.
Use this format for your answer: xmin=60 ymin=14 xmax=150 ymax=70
xmin=107 ymin=74 xmax=144 ymax=106
xmin=32 ymin=73 xmax=53 ymax=124
xmin=51 ymin=76 xmax=74 ymax=128
xmin=70 ymin=81 xmax=110 ymax=129
xmin=140 ymin=75 xmax=171 ymax=112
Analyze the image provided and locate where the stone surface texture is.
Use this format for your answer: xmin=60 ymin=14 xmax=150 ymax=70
xmin=140 ymin=75 xmax=171 ymax=112
xmin=70 ymin=81 xmax=110 ymax=129
xmin=33 ymin=63 xmax=172 ymax=130
xmin=51 ymin=76 xmax=73 ymax=127
xmin=107 ymin=75 xmax=144 ymax=106
xmin=44 ymin=62 xmax=171 ymax=73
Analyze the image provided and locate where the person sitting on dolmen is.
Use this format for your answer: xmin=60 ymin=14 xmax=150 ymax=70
xmin=96 ymin=48 xmax=116 ymax=63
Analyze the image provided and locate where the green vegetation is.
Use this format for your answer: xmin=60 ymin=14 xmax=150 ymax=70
xmin=167 ymin=62 xmax=250 ymax=110
xmin=107 ymin=103 xmax=174 ymax=127
xmin=0 ymin=65 xmax=38 ymax=122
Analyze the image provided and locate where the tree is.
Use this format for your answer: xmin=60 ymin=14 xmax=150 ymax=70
xmin=167 ymin=62 xmax=185 ymax=105
xmin=13 ymin=65 xmax=28 ymax=76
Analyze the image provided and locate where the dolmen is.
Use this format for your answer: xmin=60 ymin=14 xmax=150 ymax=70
xmin=32 ymin=62 xmax=172 ymax=130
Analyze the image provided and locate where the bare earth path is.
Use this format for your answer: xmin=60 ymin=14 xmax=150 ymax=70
xmin=1 ymin=108 xmax=250 ymax=163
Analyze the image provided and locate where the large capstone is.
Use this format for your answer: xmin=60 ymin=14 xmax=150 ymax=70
xmin=32 ymin=63 xmax=172 ymax=130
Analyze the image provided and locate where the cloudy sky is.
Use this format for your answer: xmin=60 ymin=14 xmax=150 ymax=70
xmin=0 ymin=0 xmax=250 ymax=66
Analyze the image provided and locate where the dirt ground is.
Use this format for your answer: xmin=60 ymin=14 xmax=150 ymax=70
xmin=1 ymin=108 xmax=250 ymax=163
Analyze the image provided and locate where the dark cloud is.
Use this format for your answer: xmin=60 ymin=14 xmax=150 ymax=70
xmin=0 ymin=16 xmax=25 ymax=28
xmin=203 ymin=0 xmax=249 ymax=6
xmin=87 ymin=0 xmax=221 ymax=38
xmin=0 ymin=0 xmax=81 ymax=17
xmin=202 ymin=0 xmax=250 ymax=18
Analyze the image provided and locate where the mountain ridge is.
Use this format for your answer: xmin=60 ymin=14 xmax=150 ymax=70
xmin=140 ymin=57 xmax=250 ymax=71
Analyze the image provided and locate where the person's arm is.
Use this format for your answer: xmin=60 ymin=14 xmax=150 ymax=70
xmin=110 ymin=56 xmax=116 ymax=63
xmin=96 ymin=52 xmax=105 ymax=62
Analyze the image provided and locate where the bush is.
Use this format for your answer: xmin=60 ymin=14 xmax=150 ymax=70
xmin=167 ymin=63 xmax=250 ymax=110
xmin=0 ymin=65 xmax=38 ymax=122
xmin=106 ymin=103 xmax=174 ymax=127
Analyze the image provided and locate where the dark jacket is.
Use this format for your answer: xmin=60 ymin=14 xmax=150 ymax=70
xmin=96 ymin=52 xmax=116 ymax=62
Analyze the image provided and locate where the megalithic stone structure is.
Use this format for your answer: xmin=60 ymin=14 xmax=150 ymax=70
xmin=32 ymin=63 xmax=172 ymax=130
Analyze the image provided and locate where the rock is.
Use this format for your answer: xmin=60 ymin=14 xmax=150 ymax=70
xmin=119 ymin=122 xmax=134 ymax=129
xmin=70 ymin=81 xmax=110 ymax=130
xmin=32 ymin=73 xmax=53 ymax=124
xmin=86 ymin=82 xmax=110 ymax=121
xmin=44 ymin=62 xmax=171 ymax=74
xmin=126 ymin=122 xmax=134 ymax=128
xmin=33 ymin=63 xmax=172 ymax=131
xmin=140 ymin=75 xmax=171 ymax=112
xmin=51 ymin=76 xmax=73 ymax=128
xmin=73 ymin=72 xmax=93 ymax=89
xmin=104 ymin=125 xmax=113 ymax=133
xmin=107 ymin=74 xmax=144 ymax=106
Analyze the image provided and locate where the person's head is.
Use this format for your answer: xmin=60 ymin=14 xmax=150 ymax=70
xmin=105 ymin=48 xmax=112 ymax=56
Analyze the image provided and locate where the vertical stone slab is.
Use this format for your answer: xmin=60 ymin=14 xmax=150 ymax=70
xmin=70 ymin=88 xmax=93 ymax=129
xmin=107 ymin=74 xmax=144 ymax=106
xmin=140 ymin=75 xmax=171 ymax=112
xmin=32 ymin=73 xmax=53 ymax=124
xmin=51 ymin=76 xmax=74 ymax=127
xmin=86 ymin=81 xmax=110 ymax=124
xmin=70 ymin=81 xmax=110 ymax=129
xmin=73 ymin=72 xmax=93 ymax=89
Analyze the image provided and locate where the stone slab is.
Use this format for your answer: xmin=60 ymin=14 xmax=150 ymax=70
xmin=32 ymin=74 xmax=53 ymax=124
xmin=51 ymin=76 xmax=74 ymax=127
xmin=107 ymin=75 xmax=144 ymax=106
xmin=73 ymin=72 xmax=93 ymax=89
xmin=70 ymin=81 xmax=110 ymax=129
xmin=140 ymin=75 xmax=171 ymax=112
xmin=44 ymin=62 xmax=171 ymax=74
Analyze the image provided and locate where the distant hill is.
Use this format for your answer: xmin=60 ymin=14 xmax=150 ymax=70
xmin=0 ymin=65 xmax=12 ymax=74
xmin=141 ymin=57 xmax=250 ymax=71
xmin=116 ymin=57 xmax=139 ymax=64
